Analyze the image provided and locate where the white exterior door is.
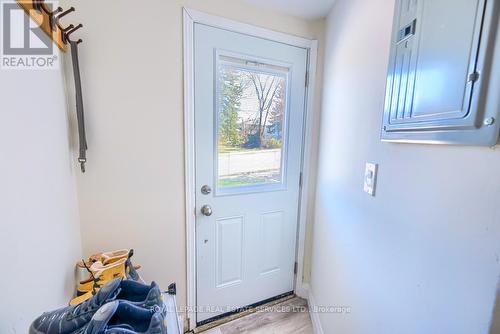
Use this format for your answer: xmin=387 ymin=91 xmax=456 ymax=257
xmin=194 ymin=23 xmax=308 ymax=324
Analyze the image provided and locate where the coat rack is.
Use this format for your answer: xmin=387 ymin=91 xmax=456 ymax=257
xmin=17 ymin=0 xmax=88 ymax=172
xmin=16 ymin=0 xmax=83 ymax=51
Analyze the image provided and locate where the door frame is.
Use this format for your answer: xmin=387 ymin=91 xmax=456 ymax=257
xmin=183 ymin=7 xmax=318 ymax=330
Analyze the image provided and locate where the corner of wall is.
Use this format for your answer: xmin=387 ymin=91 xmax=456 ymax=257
xmin=305 ymin=284 xmax=324 ymax=334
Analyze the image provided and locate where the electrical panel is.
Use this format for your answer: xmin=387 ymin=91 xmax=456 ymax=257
xmin=382 ymin=0 xmax=500 ymax=146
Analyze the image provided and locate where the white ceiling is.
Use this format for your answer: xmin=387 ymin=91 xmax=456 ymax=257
xmin=242 ymin=0 xmax=335 ymax=20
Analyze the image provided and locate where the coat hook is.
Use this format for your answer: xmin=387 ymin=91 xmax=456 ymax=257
xmin=56 ymin=7 xmax=75 ymax=21
xmin=65 ymin=23 xmax=83 ymax=42
xmin=40 ymin=2 xmax=54 ymax=15
xmin=61 ymin=24 xmax=74 ymax=44
xmin=32 ymin=0 xmax=44 ymax=13
xmin=48 ymin=7 xmax=63 ymax=30
xmin=66 ymin=23 xmax=83 ymax=37
xmin=54 ymin=7 xmax=75 ymax=32
xmin=62 ymin=24 xmax=75 ymax=32
xmin=51 ymin=7 xmax=63 ymax=15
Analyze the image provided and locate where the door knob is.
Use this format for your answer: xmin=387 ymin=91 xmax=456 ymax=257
xmin=200 ymin=205 xmax=213 ymax=216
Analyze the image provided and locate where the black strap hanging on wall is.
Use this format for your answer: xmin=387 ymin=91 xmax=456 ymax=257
xmin=69 ymin=39 xmax=88 ymax=173
xmin=17 ymin=1 xmax=87 ymax=171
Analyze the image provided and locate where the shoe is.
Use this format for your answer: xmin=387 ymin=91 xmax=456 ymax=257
xmin=72 ymin=259 xmax=128 ymax=305
xmin=77 ymin=263 xmax=143 ymax=296
xmin=77 ymin=249 xmax=132 ymax=269
xmin=77 ymin=251 xmax=143 ymax=297
xmin=72 ymin=258 xmax=146 ymax=306
xmin=76 ymin=300 xmax=167 ymax=334
xmin=77 ymin=252 xmax=103 ymax=269
xmin=30 ymin=279 xmax=163 ymax=334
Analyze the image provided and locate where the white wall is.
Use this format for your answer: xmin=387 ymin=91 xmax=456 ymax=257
xmin=0 ymin=54 xmax=82 ymax=331
xmin=310 ymin=0 xmax=500 ymax=333
xmin=58 ymin=0 xmax=324 ymax=316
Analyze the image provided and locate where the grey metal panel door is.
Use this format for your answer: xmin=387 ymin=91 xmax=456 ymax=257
xmin=382 ymin=0 xmax=500 ymax=145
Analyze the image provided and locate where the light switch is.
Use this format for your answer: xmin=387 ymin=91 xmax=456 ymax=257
xmin=364 ymin=163 xmax=378 ymax=196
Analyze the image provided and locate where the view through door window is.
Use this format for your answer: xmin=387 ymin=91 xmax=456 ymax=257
xmin=217 ymin=57 xmax=289 ymax=192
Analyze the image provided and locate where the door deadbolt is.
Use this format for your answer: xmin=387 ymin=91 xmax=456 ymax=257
xmin=201 ymin=185 xmax=212 ymax=195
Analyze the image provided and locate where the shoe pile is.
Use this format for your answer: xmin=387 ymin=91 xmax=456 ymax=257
xmin=29 ymin=249 xmax=181 ymax=334
xmin=73 ymin=249 xmax=144 ymax=306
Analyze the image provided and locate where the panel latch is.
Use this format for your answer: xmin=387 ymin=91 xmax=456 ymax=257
xmin=468 ymin=72 xmax=480 ymax=83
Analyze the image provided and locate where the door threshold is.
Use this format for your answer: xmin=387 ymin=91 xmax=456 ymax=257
xmin=193 ymin=292 xmax=295 ymax=333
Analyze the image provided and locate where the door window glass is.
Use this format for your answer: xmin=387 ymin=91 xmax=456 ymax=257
xmin=216 ymin=55 xmax=289 ymax=193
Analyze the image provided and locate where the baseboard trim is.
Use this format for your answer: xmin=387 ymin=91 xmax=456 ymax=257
xmin=304 ymin=284 xmax=324 ymax=334
xmin=295 ymin=282 xmax=309 ymax=299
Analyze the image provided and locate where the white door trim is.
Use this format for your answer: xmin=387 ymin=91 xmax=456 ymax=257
xmin=183 ymin=8 xmax=318 ymax=330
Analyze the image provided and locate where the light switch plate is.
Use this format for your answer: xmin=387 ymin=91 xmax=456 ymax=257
xmin=364 ymin=163 xmax=378 ymax=196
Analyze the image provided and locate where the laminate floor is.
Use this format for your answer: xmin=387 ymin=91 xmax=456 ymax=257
xmin=200 ymin=297 xmax=313 ymax=334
